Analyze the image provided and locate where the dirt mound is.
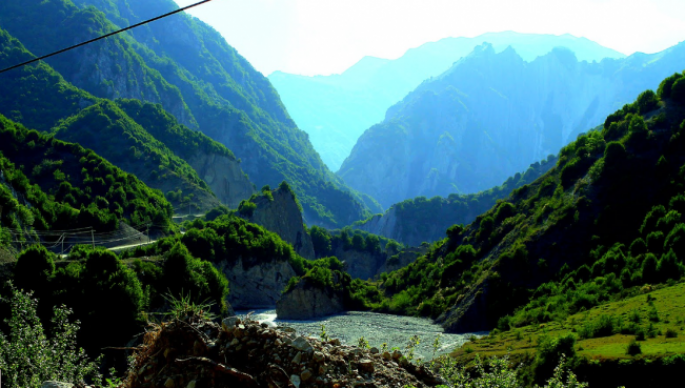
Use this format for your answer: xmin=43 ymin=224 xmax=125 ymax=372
xmin=124 ymin=315 xmax=443 ymax=388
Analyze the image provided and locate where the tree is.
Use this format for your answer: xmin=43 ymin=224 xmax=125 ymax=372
xmin=310 ymin=225 xmax=332 ymax=258
xmin=671 ymin=77 xmax=685 ymax=103
xmin=642 ymin=253 xmax=659 ymax=283
xmin=636 ymin=90 xmax=659 ymax=114
xmin=351 ymin=234 xmax=366 ymax=251
xmin=14 ymin=244 xmax=55 ymax=294
xmin=657 ymin=73 xmax=683 ymax=99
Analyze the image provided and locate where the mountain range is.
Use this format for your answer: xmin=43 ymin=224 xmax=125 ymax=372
xmin=270 ymin=31 xmax=625 ymax=171
xmin=338 ymin=40 xmax=685 ymax=208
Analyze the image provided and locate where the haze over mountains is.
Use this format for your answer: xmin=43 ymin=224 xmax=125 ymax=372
xmin=270 ymin=31 xmax=625 ymax=171
xmin=337 ymin=40 xmax=685 ymax=208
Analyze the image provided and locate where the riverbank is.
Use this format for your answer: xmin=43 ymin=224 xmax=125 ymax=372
xmin=236 ymin=309 xmax=486 ymax=360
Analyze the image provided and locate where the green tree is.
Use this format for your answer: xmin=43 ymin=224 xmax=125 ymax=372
xmin=310 ymin=225 xmax=332 ymax=258
xmin=636 ymin=89 xmax=660 ymax=114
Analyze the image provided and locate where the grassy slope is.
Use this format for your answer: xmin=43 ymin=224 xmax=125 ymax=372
xmin=455 ymin=282 xmax=685 ymax=361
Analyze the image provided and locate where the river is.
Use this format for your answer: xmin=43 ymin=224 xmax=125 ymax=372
xmin=235 ymin=309 xmax=486 ymax=360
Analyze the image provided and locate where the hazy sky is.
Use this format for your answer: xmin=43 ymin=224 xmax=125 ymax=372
xmin=174 ymin=0 xmax=685 ymax=77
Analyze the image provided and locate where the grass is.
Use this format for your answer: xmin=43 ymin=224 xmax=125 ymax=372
xmin=452 ymin=281 xmax=685 ymax=362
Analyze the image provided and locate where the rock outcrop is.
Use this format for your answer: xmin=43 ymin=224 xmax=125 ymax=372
xmin=188 ymin=153 xmax=254 ymax=209
xmin=241 ymin=187 xmax=316 ymax=260
xmin=220 ymin=257 xmax=297 ymax=309
xmin=276 ymin=278 xmax=345 ymax=320
xmin=124 ymin=316 xmax=443 ymax=388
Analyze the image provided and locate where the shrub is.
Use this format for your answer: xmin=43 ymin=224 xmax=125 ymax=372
xmin=665 ymin=328 xmax=678 ymax=338
xmin=657 ymin=73 xmax=683 ymax=99
xmin=671 ymin=78 xmax=685 ymax=103
xmin=0 ymin=285 xmax=102 ymax=387
xmin=13 ymin=244 xmax=55 ymax=294
xmin=636 ymin=90 xmax=660 ymax=114
xmin=626 ymin=339 xmax=642 ymax=356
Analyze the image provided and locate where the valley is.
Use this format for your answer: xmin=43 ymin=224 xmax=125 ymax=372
xmin=1 ymin=0 xmax=685 ymax=387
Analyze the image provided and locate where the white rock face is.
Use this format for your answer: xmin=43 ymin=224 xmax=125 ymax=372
xmin=188 ymin=153 xmax=254 ymax=209
xmin=276 ymin=281 xmax=345 ymax=320
xmin=221 ymin=257 xmax=296 ymax=309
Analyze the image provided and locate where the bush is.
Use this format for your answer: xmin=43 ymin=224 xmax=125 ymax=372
xmin=665 ymin=328 xmax=678 ymax=338
xmin=636 ymin=90 xmax=660 ymax=114
xmin=671 ymin=78 xmax=685 ymax=103
xmin=0 ymin=284 xmax=102 ymax=386
xmin=626 ymin=339 xmax=642 ymax=356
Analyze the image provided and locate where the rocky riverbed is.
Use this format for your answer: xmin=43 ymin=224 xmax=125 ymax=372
xmin=237 ymin=310 xmax=486 ymax=361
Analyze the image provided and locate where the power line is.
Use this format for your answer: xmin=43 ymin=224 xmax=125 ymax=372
xmin=0 ymin=0 xmax=216 ymax=75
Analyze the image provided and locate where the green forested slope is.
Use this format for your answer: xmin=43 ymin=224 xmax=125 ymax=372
xmin=0 ymin=114 xmax=173 ymax=237
xmin=0 ymin=26 xmax=252 ymax=211
xmin=366 ymin=73 xmax=685 ymax=336
xmin=354 ymin=155 xmax=558 ymax=246
xmin=53 ymin=100 xmax=222 ymax=210
xmin=0 ymin=0 xmax=380 ymax=227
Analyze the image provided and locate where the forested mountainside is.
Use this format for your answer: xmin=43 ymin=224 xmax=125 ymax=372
xmin=339 ymin=41 xmax=685 ymax=208
xmin=0 ymin=0 xmax=380 ymax=227
xmin=355 ymin=155 xmax=558 ymax=246
xmin=270 ymin=32 xmax=624 ymax=170
xmin=0 ymin=114 xmax=173 ymax=237
xmin=363 ymin=74 xmax=685 ymax=334
xmin=0 ymin=26 xmax=252 ymax=211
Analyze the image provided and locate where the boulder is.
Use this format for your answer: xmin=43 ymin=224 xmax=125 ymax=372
xmin=276 ymin=279 xmax=344 ymax=320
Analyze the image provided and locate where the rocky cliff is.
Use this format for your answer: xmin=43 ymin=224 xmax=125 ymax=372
xmin=241 ymin=187 xmax=316 ymax=260
xmin=339 ymin=42 xmax=685 ymax=209
xmin=221 ymin=257 xmax=297 ymax=309
xmin=277 ymin=277 xmax=345 ymax=320
xmin=187 ymin=152 xmax=254 ymax=209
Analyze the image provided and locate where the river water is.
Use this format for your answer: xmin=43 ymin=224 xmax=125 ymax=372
xmin=235 ymin=309 xmax=485 ymax=360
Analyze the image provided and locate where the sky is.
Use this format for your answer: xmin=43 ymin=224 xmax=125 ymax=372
xmin=174 ymin=0 xmax=685 ymax=77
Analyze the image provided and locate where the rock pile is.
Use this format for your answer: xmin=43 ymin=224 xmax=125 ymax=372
xmin=124 ymin=315 xmax=443 ymax=388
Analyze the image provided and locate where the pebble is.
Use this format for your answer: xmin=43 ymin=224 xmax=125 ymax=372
xmin=292 ymin=336 xmax=313 ymax=352
xmin=222 ymin=317 xmax=240 ymax=330
xmin=313 ymin=351 xmax=325 ymax=363
xmin=301 ymin=369 xmax=313 ymax=381
xmin=290 ymin=374 xmax=301 ymax=388
xmin=359 ymin=359 xmax=375 ymax=373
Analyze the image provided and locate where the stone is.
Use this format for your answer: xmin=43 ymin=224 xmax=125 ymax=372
xmin=382 ymin=351 xmax=392 ymax=361
xmin=290 ymin=374 xmax=301 ymax=388
xmin=301 ymin=369 xmax=313 ymax=381
xmin=359 ymin=359 xmax=374 ymax=373
xmin=392 ymin=350 xmax=402 ymax=360
xmin=370 ymin=347 xmax=379 ymax=354
xmin=222 ymin=316 xmax=240 ymax=330
xmin=164 ymin=378 xmax=175 ymax=388
xmin=230 ymin=338 xmax=240 ymax=346
xmin=330 ymin=338 xmax=341 ymax=346
xmin=186 ymin=381 xmax=197 ymax=388
xmin=41 ymin=383 xmax=73 ymax=388
xmin=292 ymin=336 xmax=313 ymax=352
xmin=292 ymin=351 xmax=302 ymax=364
xmin=312 ymin=351 xmax=325 ymax=363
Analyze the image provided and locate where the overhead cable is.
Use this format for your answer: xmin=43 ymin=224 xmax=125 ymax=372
xmin=0 ymin=0 xmax=216 ymax=74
